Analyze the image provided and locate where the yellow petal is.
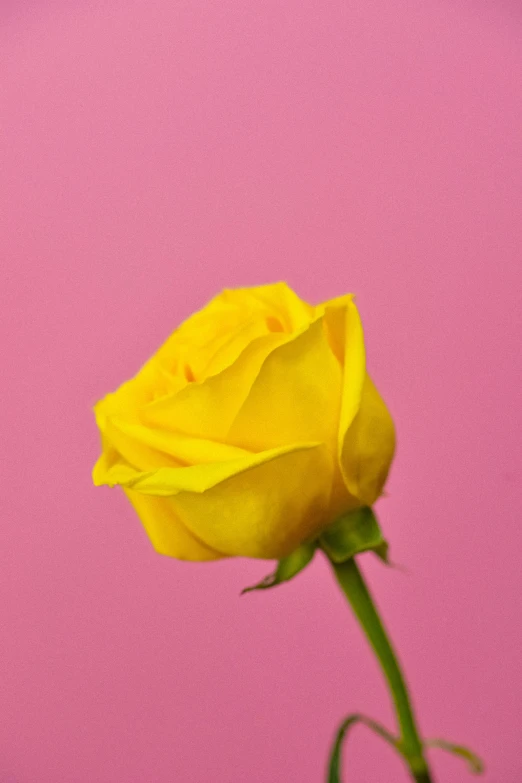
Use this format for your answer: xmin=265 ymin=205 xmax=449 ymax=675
xmin=94 ymin=290 xmax=266 ymax=427
xmin=326 ymin=296 xmax=366 ymax=438
xmin=317 ymin=296 xmax=367 ymax=489
xmin=227 ymin=315 xmax=342 ymax=452
xmin=123 ymin=489 xmax=224 ymax=561
xmin=102 ymin=416 xmax=250 ymax=472
xmin=171 ymin=443 xmax=333 ymax=559
xmin=94 ymin=360 xmax=186 ymax=434
xmin=317 ymin=294 xmax=394 ymax=504
xmin=101 ymin=417 xmax=184 ymax=471
xmin=166 ymin=296 xmax=262 ymax=381
xmin=94 ymin=441 xmax=333 ymax=559
xmin=140 ymin=330 xmax=292 ymax=442
xmin=94 ymin=441 xmax=319 ymax=495
xmin=219 ymin=282 xmax=315 ymax=332
xmin=199 ymin=318 xmax=272 ymax=378
xmin=150 ymin=282 xmax=313 ymax=382
xmin=94 ymin=283 xmax=316 ymax=446
xmin=340 ymin=374 xmax=396 ymax=506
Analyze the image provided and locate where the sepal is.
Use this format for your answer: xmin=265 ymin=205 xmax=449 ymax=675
xmin=241 ymin=540 xmax=316 ymax=594
xmin=320 ymin=506 xmax=389 ymax=564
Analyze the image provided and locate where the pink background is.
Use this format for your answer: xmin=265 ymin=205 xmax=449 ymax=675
xmin=1 ymin=1 xmax=521 ymax=781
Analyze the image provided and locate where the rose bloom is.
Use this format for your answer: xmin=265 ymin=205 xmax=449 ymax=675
xmin=93 ymin=283 xmax=395 ymax=561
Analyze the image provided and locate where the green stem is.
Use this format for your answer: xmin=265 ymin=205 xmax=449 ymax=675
xmin=330 ymin=557 xmax=433 ymax=783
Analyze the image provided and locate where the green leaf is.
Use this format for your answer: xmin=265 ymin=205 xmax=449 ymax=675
xmin=328 ymin=713 xmax=398 ymax=783
xmin=426 ymin=738 xmax=485 ymax=774
xmin=319 ymin=506 xmax=389 ymax=564
xmin=241 ymin=540 xmax=316 ymax=594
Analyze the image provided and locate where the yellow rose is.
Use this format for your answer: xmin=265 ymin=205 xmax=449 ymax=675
xmin=93 ymin=283 xmax=395 ymax=562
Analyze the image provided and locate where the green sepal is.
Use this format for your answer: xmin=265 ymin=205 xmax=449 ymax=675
xmin=426 ymin=738 xmax=485 ymax=774
xmin=241 ymin=540 xmax=316 ymax=594
xmin=328 ymin=713 xmax=398 ymax=783
xmin=319 ymin=506 xmax=389 ymax=564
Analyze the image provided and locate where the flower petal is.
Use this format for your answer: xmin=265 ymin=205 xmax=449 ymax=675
xmin=219 ymin=282 xmax=315 ymax=332
xmin=323 ymin=296 xmax=366 ymax=444
xmin=227 ymin=315 xmax=343 ymax=452
xmin=102 ymin=417 xmax=250 ymax=471
xmin=318 ymin=296 xmax=368 ymax=493
xmin=140 ymin=330 xmax=292 ymax=442
xmin=94 ymin=441 xmax=332 ymax=560
xmin=94 ymin=360 xmax=186 ymax=434
xmin=123 ymin=489 xmax=224 ymax=561
xmin=172 ymin=443 xmax=333 ymax=559
xmin=95 ymin=441 xmax=318 ymax=494
xmin=340 ymin=374 xmax=396 ymax=505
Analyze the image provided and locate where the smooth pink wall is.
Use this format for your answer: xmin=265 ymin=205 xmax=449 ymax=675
xmin=1 ymin=1 xmax=521 ymax=781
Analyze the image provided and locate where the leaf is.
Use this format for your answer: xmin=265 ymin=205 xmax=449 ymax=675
xmin=328 ymin=713 xmax=398 ymax=783
xmin=241 ymin=540 xmax=316 ymax=594
xmin=426 ymin=738 xmax=485 ymax=774
xmin=319 ymin=506 xmax=389 ymax=564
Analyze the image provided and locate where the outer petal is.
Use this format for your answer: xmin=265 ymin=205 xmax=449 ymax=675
xmin=98 ymin=417 xmax=250 ymax=472
xmin=94 ymin=441 xmax=332 ymax=560
xmin=171 ymin=443 xmax=333 ymax=559
xmin=324 ymin=296 xmax=366 ymax=443
xmin=317 ymin=294 xmax=395 ymax=505
xmin=123 ymin=490 xmax=224 ymax=561
xmin=340 ymin=374 xmax=396 ymax=505
xmin=317 ymin=296 xmax=367 ymax=488
xmin=95 ymin=440 xmax=318 ymax=494
xmin=227 ymin=315 xmax=343 ymax=452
